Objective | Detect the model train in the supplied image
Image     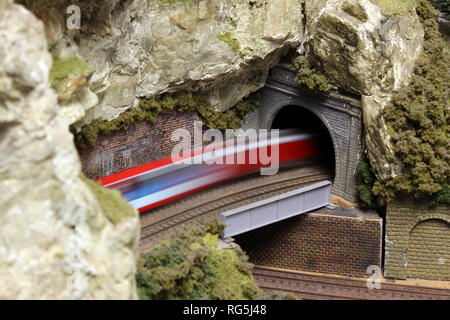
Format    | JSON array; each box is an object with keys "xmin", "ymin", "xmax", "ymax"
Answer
[{"xmin": 97, "ymin": 129, "xmax": 324, "ymax": 213}]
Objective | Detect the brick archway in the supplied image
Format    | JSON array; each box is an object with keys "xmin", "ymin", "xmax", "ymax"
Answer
[
  {"xmin": 241, "ymin": 63, "xmax": 362, "ymax": 203},
  {"xmin": 407, "ymin": 218, "xmax": 450, "ymax": 280},
  {"xmin": 384, "ymin": 200, "xmax": 450, "ymax": 280}
]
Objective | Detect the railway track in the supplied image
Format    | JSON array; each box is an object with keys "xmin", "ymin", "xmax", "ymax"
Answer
[
  {"xmin": 140, "ymin": 164, "xmax": 331, "ymax": 250},
  {"xmin": 253, "ymin": 266, "xmax": 450, "ymax": 300}
]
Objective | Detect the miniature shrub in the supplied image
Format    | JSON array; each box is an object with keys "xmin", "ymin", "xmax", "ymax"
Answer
[
  {"xmin": 373, "ymin": 0, "xmax": 450, "ymax": 203},
  {"xmin": 75, "ymin": 92, "xmax": 259, "ymax": 147},
  {"xmin": 136, "ymin": 219, "xmax": 296, "ymax": 300},
  {"xmin": 79, "ymin": 173, "xmax": 136, "ymax": 224},
  {"xmin": 356, "ymin": 151, "xmax": 378, "ymax": 208},
  {"xmin": 291, "ymin": 56, "xmax": 331, "ymax": 94},
  {"xmin": 431, "ymin": 184, "xmax": 450, "ymax": 206}
]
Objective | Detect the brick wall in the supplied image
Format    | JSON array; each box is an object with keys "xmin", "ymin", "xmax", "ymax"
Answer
[
  {"xmin": 77, "ymin": 110, "xmax": 198, "ymax": 180},
  {"xmin": 235, "ymin": 207, "xmax": 383, "ymax": 277},
  {"xmin": 384, "ymin": 199, "xmax": 450, "ymax": 280}
]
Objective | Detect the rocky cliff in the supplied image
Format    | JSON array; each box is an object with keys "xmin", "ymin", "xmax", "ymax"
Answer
[
  {"xmin": 18, "ymin": 0, "xmax": 304, "ymax": 130},
  {"xmin": 303, "ymin": 0, "xmax": 448, "ymax": 202},
  {"xmin": 304, "ymin": 0, "xmax": 424, "ymax": 183},
  {"xmin": 0, "ymin": 1, "xmax": 140, "ymax": 299}
]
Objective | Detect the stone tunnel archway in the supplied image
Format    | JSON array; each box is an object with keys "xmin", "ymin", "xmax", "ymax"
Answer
[
  {"xmin": 241, "ymin": 63, "xmax": 362, "ymax": 203},
  {"xmin": 270, "ymin": 104, "xmax": 336, "ymax": 180}
]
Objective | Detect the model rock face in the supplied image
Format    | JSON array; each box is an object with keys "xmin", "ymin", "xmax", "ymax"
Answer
[
  {"xmin": 0, "ymin": 1, "xmax": 140, "ymax": 299},
  {"xmin": 304, "ymin": 0, "xmax": 424, "ymax": 182},
  {"xmin": 18, "ymin": 0, "xmax": 304, "ymax": 128}
]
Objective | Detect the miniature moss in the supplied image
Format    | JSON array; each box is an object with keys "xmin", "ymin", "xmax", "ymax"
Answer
[
  {"xmin": 136, "ymin": 219, "xmax": 295, "ymax": 300},
  {"xmin": 373, "ymin": 0, "xmax": 450, "ymax": 203},
  {"xmin": 291, "ymin": 56, "xmax": 331, "ymax": 94},
  {"xmin": 80, "ymin": 173, "xmax": 136, "ymax": 224},
  {"xmin": 50, "ymin": 55, "xmax": 92, "ymax": 91},
  {"xmin": 371, "ymin": 0, "xmax": 416, "ymax": 16},
  {"xmin": 217, "ymin": 32, "xmax": 240, "ymax": 55},
  {"xmin": 75, "ymin": 91, "xmax": 259, "ymax": 147}
]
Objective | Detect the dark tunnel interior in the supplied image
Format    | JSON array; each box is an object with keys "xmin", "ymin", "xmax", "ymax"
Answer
[{"xmin": 271, "ymin": 105, "xmax": 336, "ymax": 177}]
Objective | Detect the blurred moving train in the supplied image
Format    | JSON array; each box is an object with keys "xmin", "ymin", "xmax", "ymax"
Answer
[{"xmin": 97, "ymin": 129, "xmax": 325, "ymax": 213}]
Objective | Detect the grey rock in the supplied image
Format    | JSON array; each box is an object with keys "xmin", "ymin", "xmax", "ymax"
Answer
[
  {"xmin": 20, "ymin": 0, "xmax": 304, "ymax": 126},
  {"xmin": 305, "ymin": 0, "xmax": 424, "ymax": 181},
  {"xmin": 0, "ymin": 2, "xmax": 140, "ymax": 299}
]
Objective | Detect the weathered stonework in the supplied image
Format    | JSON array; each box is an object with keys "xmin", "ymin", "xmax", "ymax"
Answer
[
  {"xmin": 236, "ymin": 206, "xmax": 383, "ymax": 278},
  {"xmin": 385, "ymin": 199, "xmax": 450, "ymax": 280},
  {"xmin": 242, "ymin": 63, "xmax": 362, "ymax": 203}
]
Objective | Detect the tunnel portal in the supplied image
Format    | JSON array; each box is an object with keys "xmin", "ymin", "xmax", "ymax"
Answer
[
  {"xmin": 241, "ymin": 63, "xmax": 362, "ymax": 203},
  {"xmin": 271, "ymin": 105, "xmax": 336, "ymax": 180}
]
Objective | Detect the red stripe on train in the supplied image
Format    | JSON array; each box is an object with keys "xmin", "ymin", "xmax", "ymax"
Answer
[
  {"xmin": 96, "ymin": 135, "xmax": 322, "ymax": 212},
  {"xmin": 136, "ymin": 138, "xmax": 322, "ymax": 212}
]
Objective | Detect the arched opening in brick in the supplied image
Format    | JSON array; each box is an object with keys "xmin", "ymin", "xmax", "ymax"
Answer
[
  {"xmin": 271, "ymin": 105, "xmax": 336, "ymax": 179},
  {"xmin": 407, "ymin": 219, "xmax": 450, "ymax": 281}
]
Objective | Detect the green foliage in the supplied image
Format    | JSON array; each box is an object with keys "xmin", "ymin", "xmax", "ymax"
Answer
[
  {"xmin": 217, "ymin": 32, "xmax": 240, "ymax": 54},
  {"xmin": 50, "ymin": 55, "xmax": 92, "ymax": 91},
  {"xmin": 136, "ymin": 219, "xmax": 295, "ymax": 300},
  {"xmin": 356, "ymin": 152, "xmax": 378, "ymax": 208},
  {"xmin": 79, "ymin": 173, "xmax": 136, "ymax": 224},
  {"xmin": 292, "ymin": 56, "xmax": 331, "ymax": 94},
  {"xmin": 431, "ymin": 184, "xmax": 450, "ymax": 206},
  {"xmin": 374, "ymin": 0, "xmax": 450, "ymax": 202},
  {"xmin": 429, "ymin": 0, "xmax": 450, "ymax": 13},
  {"xmin": 75, "ymin": 92, "xmax": 259, "ymax": 147}
]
